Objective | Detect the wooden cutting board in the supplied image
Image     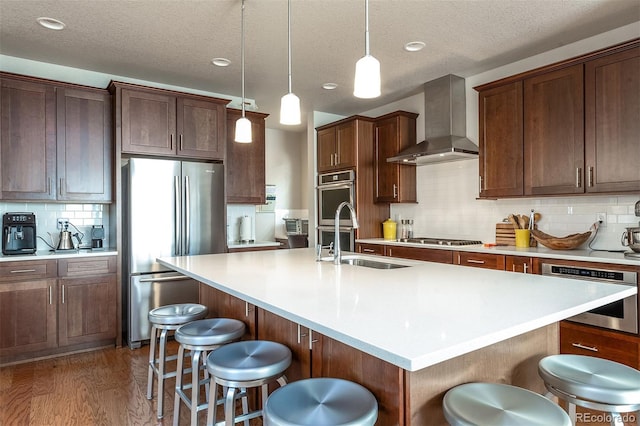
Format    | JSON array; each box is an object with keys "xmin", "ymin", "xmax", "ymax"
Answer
[{"xmin": 495, "ymin": 223, "xmax": 537, "ymax": 246}]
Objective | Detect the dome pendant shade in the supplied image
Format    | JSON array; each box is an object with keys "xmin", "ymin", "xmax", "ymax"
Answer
[
  {"xmin": 354, "ymin": 55, "xmax": 381, "ymax": 98},
  {"xmin": 234, "ymin": 117, "xmax": 252, "ymax": 143},
  {"xmin": 280, "ymin": 93, "xmax": 301, "ymax": 125}
]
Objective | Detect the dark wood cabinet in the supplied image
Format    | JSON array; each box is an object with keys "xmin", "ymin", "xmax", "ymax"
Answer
[
  {"xmin": 199, "ymin": 283, "xmax": 256, "ymax": 340},
  {"xmin": 355, "ymin": 242, "xmax": 385, "ymax": 256},
  {"xmin": 374, "ymin": 111, "xmax": 418, "ymax": 203},
  {"xmin": 112, "ymin": 82, "xmax": 228, "ymax": 160},
  {"xmin": 317, "ymin": 117, "xmax": 369, "ymax": 173},
  {"xmin": 505, "ymin": 255, "xmax": 533, "ymax": 274},
  {"xmin": 386, "ymin": 245, "xmax": 454, "ymax": 264},
  {"xmin": 478, "ymin": 82, "xmax": 523, "ymax": 198},
  {"xmin": 584, "ymin": 46, "xmax": 640, "ymax": 193},
  {"xmin": 0, "ymin": 76, "xmax": 56, "ymax": 200},
  {"xmin": 57, "ymin": 87, "xmax": 112, "ymax": 201},
  {"xmin": 524, "ymin": 64, "xmax": 585, "ymax": 196},
  {"xmin": 226, "ymin": 109, "xmax": 268, "ymax": 204}
]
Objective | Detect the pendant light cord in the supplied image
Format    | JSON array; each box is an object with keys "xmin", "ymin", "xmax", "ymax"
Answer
[
  {"xmin": 287, "ymin": 0, "xmax": 292, "ymax": 94},
  {"xmin": 241, "ymin": 0, "xmax": 246, "ymax": 118},
  {"xmin": 364, "ymin": 0, "xmax": 370, "ymax": 56}
]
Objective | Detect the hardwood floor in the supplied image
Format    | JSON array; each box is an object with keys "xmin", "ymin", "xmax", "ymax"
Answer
[
  {"xmin": 1, "ymin": 344, "xmax": 635, "ymax": 426},
  {"xmin": 0, "ymin": 343, "xmax": 213, "ymax": 426}
]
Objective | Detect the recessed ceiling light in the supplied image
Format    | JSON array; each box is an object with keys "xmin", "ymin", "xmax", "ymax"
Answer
[
  {"xmin": 404, "ymin": 41, "xmax": 425, "ymax": 52},
  {"xmin": 211, "ymin": 57, "xmax": 231, "ymax": 67},
  {"xmin": 322, "ymin": 83, "xmax": 338, "ymax": 90},
  {"xmin": 37, "ymin": 17, "xmax": 66, "ymax": 30}
]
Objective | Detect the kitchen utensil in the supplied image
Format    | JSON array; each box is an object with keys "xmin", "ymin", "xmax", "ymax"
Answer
[
  {"xmin": 57, "ymin": 225, "xmax": 76, "ymax": 250},
  {"xmin": 621, "ymin": 227, "xmax": 640, "ymax": 253},
  {"xmin": 515, "ymin": 229, "xmax": 531, "ymax": 248},
  {"xmin": 508, "ymin": 214, "xmax": 520, "ymax": 229}
]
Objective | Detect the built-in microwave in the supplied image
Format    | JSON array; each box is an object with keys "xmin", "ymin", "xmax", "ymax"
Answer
[{"xmin": 317, "ymin": 170, "xmax": 356, "ymax": 227}]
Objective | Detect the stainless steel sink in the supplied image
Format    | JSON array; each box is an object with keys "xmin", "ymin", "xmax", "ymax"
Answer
[{"xmin": 340, "ymin": 257, "xmax": 410, "ymax": 269}]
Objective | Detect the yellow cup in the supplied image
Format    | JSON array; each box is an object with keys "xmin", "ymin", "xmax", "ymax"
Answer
[{"xmin": 515, "ymin": 229, "xmax": 531, "ymax": 248}]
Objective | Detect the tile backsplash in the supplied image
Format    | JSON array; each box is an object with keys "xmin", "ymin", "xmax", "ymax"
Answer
[
  {"xmin": 390, "ymin": 160, "xmax": 640, "ymax": 251},
  {"xmin": 0, "ymin": 202, "xmax": 108, "ymax": 251}
]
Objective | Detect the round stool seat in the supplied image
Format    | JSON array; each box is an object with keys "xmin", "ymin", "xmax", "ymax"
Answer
[
  {"xmin": 263, "ymin": 378, "xmax": 378, "ymax": 426},
  {"xmin": 443, "ymin": 382, "xmax": 571, "ymax": 426},
  {"xmin": 207, "ymin": 340, "xmax": 292, "ymax": 382},
  {"xmin": 175, "ymin": 318, "xmax": 245, "ymax": 347},
  {"xmin": 148, "ymin": 303, "xmax": 207, "ymax": 325},
  {"xmin": 539, "ymin": 354, "xmax": 640, "ymax": 405}
]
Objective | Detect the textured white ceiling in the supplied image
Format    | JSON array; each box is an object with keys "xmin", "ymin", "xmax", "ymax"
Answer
[{"xmin": 1, "ymin": 0, "xmax": 639, "ymax": 130}]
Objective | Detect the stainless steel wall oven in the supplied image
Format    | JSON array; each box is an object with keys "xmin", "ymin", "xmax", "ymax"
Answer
[
  {"xmin": 317, "ymin": 170, "xmax": 355, "ymax": 227},
  {"xmin": 541, "ymin": 263, "xmax": 638, "ymax": 335}
]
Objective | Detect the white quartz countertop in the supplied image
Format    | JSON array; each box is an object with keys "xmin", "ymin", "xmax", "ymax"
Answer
[
  {"xmin": 357, "ymin": 238, "xmax": 640, "ymax": 266},
  {"xmin": 158, "ymin": 248, "xmax": 636, "ymax": 371},
  {"xmin": 0, "ymin": 248, "xmax": 118, "ymax": 262}
]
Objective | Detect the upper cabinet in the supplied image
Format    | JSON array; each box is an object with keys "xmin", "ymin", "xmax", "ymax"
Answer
[
  {"xmin": 374, "ymin": 111, "xmax": 418, "ymax": 203},
  {"xmin": 316, "ymin": 117, "xmax": 368, "ymax": 172},
  {"xmin": 110, "ymin": 82, "xmax": 228, "ymax": 160},
  {"xmin": 476, "ymin": 40, "xmax": 640, "ymax": 198},
  {"xmin": 0, "ymin": 74, "xmax": 112, "ymax": 202},
  {"xmin": 226, "ymin": 109, "xmax": 268, "ymax": 204}
]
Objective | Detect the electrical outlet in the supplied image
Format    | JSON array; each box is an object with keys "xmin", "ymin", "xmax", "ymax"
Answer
[
  {"xmin": 596, "ymin": 212, "xmax": 607, "ymax": 226},
  {"xmin": 57, "ymin": 218, "xmax": 69, "ymax": 230}
]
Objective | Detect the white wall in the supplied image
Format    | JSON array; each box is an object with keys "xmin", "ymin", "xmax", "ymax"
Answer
[{"xmin": 357, "ymin": 23, "xmax": 640, "ymax": 250}]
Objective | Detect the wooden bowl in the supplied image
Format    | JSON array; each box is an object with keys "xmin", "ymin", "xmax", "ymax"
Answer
[{"xmin": 531, "ymin": 229, "xmax": 594, "ymax": 250}]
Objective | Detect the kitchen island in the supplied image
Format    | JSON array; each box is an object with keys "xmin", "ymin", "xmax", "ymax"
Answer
[{"xmin": 158, "ymin": 248, "xmax": 636, "ymax": 425}]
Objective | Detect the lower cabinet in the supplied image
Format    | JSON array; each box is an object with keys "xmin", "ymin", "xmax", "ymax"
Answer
[
  {"xmin": 386, "ymin": 246, "xmax": 453, "ymax": 264},
  {"xmin": 0, "ymin": 256, "xmax": 117, "ymax": 365},
  {"xmin": 455, "ymin": 252, "xmax": 505, "ymax": 270},
  {"xmin": 199, "ymin": 283, "xmax": 257, "ymax": 340},
  {"xmin": 505, "ymin": 255, "xmax": 533, "ymax": 273}
]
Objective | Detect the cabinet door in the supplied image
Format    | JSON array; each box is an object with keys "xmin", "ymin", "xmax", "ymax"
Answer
[
  {"xmin": 505, "ymin": 256, "xmax": 532, "ymax": 273},
  {"xmin": 316, "ymin": 127, "xmax": 336, "ymax": 172},
  {"xmin": 585, "ymin": 46, "xmax": 640, "ymax": 193},
  {"xmin": 374, "ymin": 113, "xmax": 417, "ymax": 203},
  {"xmin": 257, "ymin": 309, "xmax": 311, "ymax": 382},
  {"xmin": 226, "ymin": 109, "xmax": 267, "ymax": 204},
  {"xmin": 478, "ymin": 82, "xmax": 523, "ymax": 198},
  {"xmin": 199, "ymin": 283, "xmax": 256, "ymax": 340},
  {"xmin": 455, "ymin": 252, "xmax": 506, "ymax": 270},
  {"xmin": 311, "ymin": 332, "xmax": 404, "ymax": 426},
  {"xmin": 0, "ymin": 279, "xmax": 57, "ymax": 359},
  {"xmin": 57, "ymin": 87, "xmax": 112, "ymax": 202},
  {"xmin": 524, "ymin": 65, "xmax": 584, "ymax": 195},
  {"xmin": 385, "ymin": 246, "xmax": 453, "ymax": 264},
  {"xmin": 177, "ymin": 97, "xmax": 226, "ymax": 160},
  {"xmin": 0, "ymin": 77, "xmax": 56, "ymax": 200},
  {"xmin": 335, "ymin": 121, "xmax": 356, "ymax": 169},
  {"xmin": 58, "ymin": 274, "xmax": 116, "ymax": 347},
  {"xmin": 120, "ymin": 88, "xmax": 176, "ymax": 155}
]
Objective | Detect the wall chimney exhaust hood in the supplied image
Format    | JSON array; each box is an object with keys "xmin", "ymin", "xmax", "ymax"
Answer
[{"xmin": 387, "ymin": 74, "xmax": 478, "ymax": 165}]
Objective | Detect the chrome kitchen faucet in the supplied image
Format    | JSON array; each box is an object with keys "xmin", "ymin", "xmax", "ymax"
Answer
[{"xmin": 334, "ymin": 201, "xmax": 359, "ymax": 265}]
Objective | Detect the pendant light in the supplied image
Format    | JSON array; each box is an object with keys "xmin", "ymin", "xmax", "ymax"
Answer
[
  {"xmin": 279, "ymin": 0, "xmax": 301, "ymax": 125},
  {"xmin": 235, "ymin": 0, "xmax": 252, "ymax": 143},
  {"xmin": 353, "ymin": 0, "xmax": 380, "ymax": 99}
]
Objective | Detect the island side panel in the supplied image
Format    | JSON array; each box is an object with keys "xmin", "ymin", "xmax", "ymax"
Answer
[{"xmin": 406, "ymin": 323, "xmax": 559, "ymax": 426}]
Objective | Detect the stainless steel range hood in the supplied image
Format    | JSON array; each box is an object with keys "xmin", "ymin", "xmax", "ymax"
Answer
[{"xmin": 387, "ymin": 74, "xmax": 478, "ymax": 165}]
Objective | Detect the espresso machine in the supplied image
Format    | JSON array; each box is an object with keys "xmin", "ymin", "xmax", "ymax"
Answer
[{"xmin": 2, "ymin": 212, "xmax": 37, "ymax": 255}]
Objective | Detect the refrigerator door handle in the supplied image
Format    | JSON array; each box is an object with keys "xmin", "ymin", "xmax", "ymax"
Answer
[
  {"xmin": 185, "ymin": 175, "xmax": 191, "ymax": 255},
  {"xmin": 139, "ymin": 275, "xmax": 193, "ymax": 283},
  {"xmin": 174, "ymin": 175, "xmax": 181, "ymax": 256}
]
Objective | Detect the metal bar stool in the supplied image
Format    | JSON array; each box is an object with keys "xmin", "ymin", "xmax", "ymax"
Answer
[
  {"xmin": 173, "ymin": 318, "xmax": 246, "ymax": 426},
  {"xmin": 263, "ymin": 377, "xmax": 378, "ymax": 426},
  {"xmin": 147, "ymin": 303, "xmax": 208, "ymax": 419},
  {"xmin": 443, "ymin": 382, "xmax": 572, "ymax": 426},
  {"xmin": 538, "ymin": 354, "xmax": 640, "ymax": 426},
  {"xmin": 205, "ymin": 340, "xmax": 292, "ymax": 426}
]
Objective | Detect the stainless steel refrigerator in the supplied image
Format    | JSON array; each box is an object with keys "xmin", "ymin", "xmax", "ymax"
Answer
[{"xmin": 122, "ymin": 158, "xmax": 225, "ymax": 349}]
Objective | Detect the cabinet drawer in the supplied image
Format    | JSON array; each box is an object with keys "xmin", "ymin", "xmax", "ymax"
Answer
[
  {"xmin": 58, "ymin": 256, "xmax": 116, "ymax": 277},
  {"xmin": 385, "ymin": 246, "xmax": 453, "ymax": 264},
  {"xmin": 355, "ymin": 243, "xmax": 384, "ymax": 256},
  {"xmin": 0, "ymin": 260, "xmax": 57, "ymax": 282},
  {"xmin": 455, "ymin": 252, "xmax": 505, "ymax": 270},
  {"xmin": 560, "ymin": 321, "xmax": 639, "ymax": 369}
]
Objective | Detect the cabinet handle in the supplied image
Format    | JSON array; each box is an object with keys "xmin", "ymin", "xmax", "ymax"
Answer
[
  {"xmin": 576, "ymin": 167, "xmax": 582, "ymax": 188},
  {"xmin": 10, "ymin": 269, "xmax": 37, "ymax": 273},
  {"xmin": 61, "ymin": 284, "xmax": 65, "ymax": 304},
  {"xmin": 48, "ymin": 177, "xmax": 53, "ymax": 196},
  {"xmin": 466, "ymin": 259, "xmax": 485, "ymax": 264},
  {"xmin": 388, "ymin": 248, "xmax": 392, "ymax": 257},
  {"xmin": 244, "ymin": 301, "xmax": 254, "ymax": 317},
  {"xmin": 457, "ymin": 254, "xmax": 461, "ymax": 265},
  {"xmin": 524, "ymin": 264, "xmax": 528, "ymax": 274},
  {"xmin": 309, "ymin": 330, "xmax": 319, "ymax": 350},
  {"xmin": 335, "ymin": 152, "xmax": 339, "ymax": 165},
  {"xmin": 363, "ymin": 248, "xmax": 375, "ymax": 253},
  {"xmin": 571, "ymin": 342, "xmax": 598, "ymax": 352},
  {"xmin": 170, "ymin": 134, "xmax": 174, "ymax": 150},
  {"xmin": 512, "ymin": 265, "xmax": 516, "ymax": 272},
  {"xmin": 179, "ymin": 134, "xmax": 183, "ymax": 151},
  {"xmin": 49, "ymin": 285, "xmax": 52, "ymax": 305},
  {"xmin": 59, "ymin": 178, "xmax": 64, "ymax": 196},
  {"xmin": 588, "ymin": 166, "xmax": 594, "ymax": 187},
  {"xmin": 479, "ymin": 176, "xmax": 483, "ymax": 193},
  {"xmin": 393, "ymin": 184, "xmax": 398, "ymax": 199},
  {"xmin": 297, "ymin": 324, "xmax": 308, "ymax": 344}
]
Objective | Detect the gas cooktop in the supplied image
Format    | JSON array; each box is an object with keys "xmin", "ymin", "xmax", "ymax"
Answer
[{"xmin": 397, "ymin": 237, "xmax": 482, "ymax": 246}]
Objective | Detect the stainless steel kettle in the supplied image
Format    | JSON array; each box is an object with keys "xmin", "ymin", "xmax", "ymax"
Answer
[{"xmin": 57, "ymin": 229, "xmax": 76, "ymax": 250}]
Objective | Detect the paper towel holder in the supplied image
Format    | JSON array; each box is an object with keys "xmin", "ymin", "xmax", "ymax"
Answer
[{"xmin": 240, "ymin": 215, "xmax": 253, "ymax": 243}]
